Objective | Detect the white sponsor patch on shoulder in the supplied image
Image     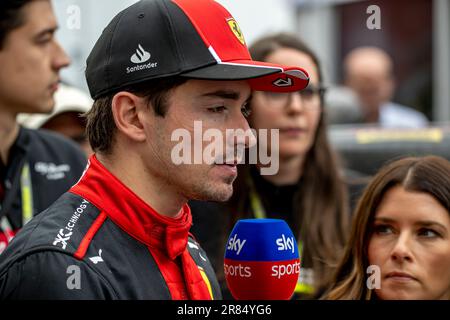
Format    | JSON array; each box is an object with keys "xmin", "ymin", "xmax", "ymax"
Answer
[{"xmin": 52, "ymin": 199, "xmax": 89, "ymax": 250}]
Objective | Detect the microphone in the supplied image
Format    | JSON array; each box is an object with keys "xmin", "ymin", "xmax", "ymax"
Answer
[{"xmin": 224, "ymin": 219, "xmax": 300, "ymax": 300}]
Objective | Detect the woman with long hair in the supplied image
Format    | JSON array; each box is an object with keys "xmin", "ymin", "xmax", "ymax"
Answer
[
  {"xmin": 323, "ymin": 156, "xmax": 450, "ymax": 300},
  {"xmin": 191, "ymin": 33, "xmax": 352, "ymax": 299},
  {"xmin": 224, "ymin": 33, "xmax": 350, "ymax": 298}
]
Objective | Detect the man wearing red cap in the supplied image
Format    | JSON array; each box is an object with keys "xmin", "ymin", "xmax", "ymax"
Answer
[{"xmin": 0, "ymin": 0, "xmax": 309, "ymax": 299}]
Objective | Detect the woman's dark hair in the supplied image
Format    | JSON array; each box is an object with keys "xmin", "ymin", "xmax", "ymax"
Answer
[
  {"xmin": 224, "ymin": 33, "xmax": 350, "ymax": 294},
  {"xmin": 323, "ymin": 156, "xmax": 450, "ymax": 300}
]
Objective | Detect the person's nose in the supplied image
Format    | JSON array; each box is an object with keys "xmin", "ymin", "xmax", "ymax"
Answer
[
  {"xmin": 390, "ymin": 232, "xmax": 414, "ymax": 263},
  {"xmin": 285, "ymin": 92, "xmax": 305, "ymax": 114},
  {"xmin": 52, "ymin": 41, "xmax": 71, "ymax": 71},
  {"xmin": 229, "ymin": 110, "xmax": 257, "ymax": 150}
]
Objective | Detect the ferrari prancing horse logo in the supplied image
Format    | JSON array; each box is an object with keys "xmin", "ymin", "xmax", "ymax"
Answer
[{"xmin": 227, "ymin": 18, "xmax": 245, "ymax": 45}]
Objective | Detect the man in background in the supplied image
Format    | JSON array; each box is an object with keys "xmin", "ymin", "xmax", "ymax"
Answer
[
  {"xmin": 0, "ymin": 0, "xmax": 87, "ymax": 254},
  {"xmin": 19, "ymin": 83, "xmax": 93, "ymax": 156},
  {"xmin": 344, "ymin": 46, "xmax": 428, "ymax": 128}
]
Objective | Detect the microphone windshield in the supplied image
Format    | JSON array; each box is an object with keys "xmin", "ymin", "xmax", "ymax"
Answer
[{"xmin": 224, "ymin": 219, "xmax": 300, "ymax": 300}]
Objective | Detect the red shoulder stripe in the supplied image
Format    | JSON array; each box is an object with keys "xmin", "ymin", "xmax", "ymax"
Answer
[{"xmin": 74, "ymin": 211, "xmax": 107, "ymax": 260}]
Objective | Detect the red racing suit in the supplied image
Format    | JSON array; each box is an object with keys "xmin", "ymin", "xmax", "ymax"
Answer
[{"xmin": 0, "ymin": 155, "xmax": 221, "ymax": 300}]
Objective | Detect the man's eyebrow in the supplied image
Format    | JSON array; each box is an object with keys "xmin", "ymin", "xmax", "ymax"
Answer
[
  {"xmin": 201, "ymin": 90, "xmax": 250, "ymax": 101},
  {"xmin": 33, "ymin": 25, "xmax": 58, "ymax": 40}
]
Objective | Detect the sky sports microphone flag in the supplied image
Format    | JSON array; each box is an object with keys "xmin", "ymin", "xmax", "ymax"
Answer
[{"xmin": 224, "ymin": 219, "xmax": 300, "ymax": 300}]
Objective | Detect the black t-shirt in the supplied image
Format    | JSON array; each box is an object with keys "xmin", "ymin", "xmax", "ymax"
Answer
[
  {"xmin": 0, "ymin": 127, "xmax": 87, "ymax": 252},
  {"xmin": 249, "ymin": 166, "xmax": 298, "ymax": 227}
]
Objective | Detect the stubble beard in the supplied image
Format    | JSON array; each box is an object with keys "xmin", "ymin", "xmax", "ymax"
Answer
[{"xmin": 187, "ymin": 174, "xmax": 236, "ymax": 202}]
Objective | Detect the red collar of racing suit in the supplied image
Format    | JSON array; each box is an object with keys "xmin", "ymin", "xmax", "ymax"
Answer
[{"xmin": 70, "ymin": 155, "xmax": 192, "ymax": 260}]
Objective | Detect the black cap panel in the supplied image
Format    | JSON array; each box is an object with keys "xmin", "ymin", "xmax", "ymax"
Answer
[
  {"xmin": 85, "ymin": 11, "xmax": 124, "ymax": 99},
  {"xmin": 164, "ymin": 0, "xmax": 216, "ymax": 71},
  {"xmin": 86, "ymin": 0, "xmax": 216, "ymax": 99}
]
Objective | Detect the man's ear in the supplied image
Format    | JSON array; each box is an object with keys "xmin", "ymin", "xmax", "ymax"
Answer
[{"xmin": 111, "ymin": 92, "xmax": 147, "ymax": 142}]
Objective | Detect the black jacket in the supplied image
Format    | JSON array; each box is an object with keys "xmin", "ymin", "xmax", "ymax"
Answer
[
  {"xmin": 0, "ymin": 127, "xmax": 87, "ymax": 252},
  {"xmin": 0, "ymin": 155, "xmax": 221, "ymax": 300}
]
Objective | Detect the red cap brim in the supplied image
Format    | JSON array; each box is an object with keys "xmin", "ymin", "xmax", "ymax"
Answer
[{"xmin": 180, "ymin": 59, "xmax": 309, "ymax": 92}]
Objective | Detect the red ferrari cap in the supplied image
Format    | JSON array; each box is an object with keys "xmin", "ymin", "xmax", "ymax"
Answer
[{"xmin": 86, "ymin": 0, "xmax": 309, "ymax": 99}]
